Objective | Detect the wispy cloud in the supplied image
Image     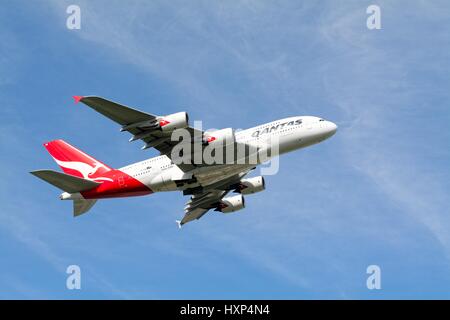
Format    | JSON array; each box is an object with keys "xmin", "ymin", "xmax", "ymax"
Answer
[{"xmin": 319, "ymin": 1, "xmax": 450, "ymax": 255}]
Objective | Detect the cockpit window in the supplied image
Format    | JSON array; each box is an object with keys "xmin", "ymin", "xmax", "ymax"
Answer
[{"xmin": 319, "ymin": 119, "xmax": 325, "ymax": 121}]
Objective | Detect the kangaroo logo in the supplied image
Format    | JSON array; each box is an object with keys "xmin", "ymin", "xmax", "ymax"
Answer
[{"xmin": 53, "ymin": 158, "xmax": 113, "ymax": 182}]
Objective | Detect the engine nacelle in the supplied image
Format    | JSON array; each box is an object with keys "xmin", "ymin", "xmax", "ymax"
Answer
[
  {"xmin": 236, "ymin": 176, "xmax": 265, "ymax": 195},
  {"xmin": 215, "ymin": 194, "xmax": 245, "ymax": 213},
  {"xmin": 203, "ymin": 128, "xmax": 235, "ymax": 146},
  {"xmin": 159, "ymin": 112, "xmax": 189, "ymax": 132}
]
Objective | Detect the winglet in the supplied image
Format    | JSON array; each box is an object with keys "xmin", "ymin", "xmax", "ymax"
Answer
[
  {"xmin": 175, "ymin": 220, "xmax": 183, "ymax": 229},
  {"xmin": 73, "ymin": 96, "xmax": 84, "ymax": 104}
]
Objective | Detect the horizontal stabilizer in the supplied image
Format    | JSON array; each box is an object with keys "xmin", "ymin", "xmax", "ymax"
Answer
[
  {"xmin": 73, "ymin": 199, "xmax": 97, "ymax": 216},
  {"xmin": 30, "ymin": 170, "xmax": 100, "ymax": 193}
]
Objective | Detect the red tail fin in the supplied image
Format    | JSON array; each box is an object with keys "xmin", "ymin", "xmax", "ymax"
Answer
[{"xmin": 43, "ymin": 140, "xmax": 112, "ymax": 179}]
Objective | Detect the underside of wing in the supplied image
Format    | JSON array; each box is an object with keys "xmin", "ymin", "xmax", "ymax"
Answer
[
  {"xmin": 79, "ymin": 96, "xmax": 260, "ymax": 175},
  {"xmin": 180, "ymin": 190, "xmax": 228, "ymax": 225},
  {"xmin": 179, "ymin": 171, "xmax": 252, "ymax": 226},
  {"xmin": 78, "ymin": 96, "xmax": 204, "ymax": 170},
  {"xmin": 79, "ymin": 96, "xmax": 172, "ymax": 149},
  {"xmin": 79, "ymin": 96, "xmax": 157, "ymax": 125}
]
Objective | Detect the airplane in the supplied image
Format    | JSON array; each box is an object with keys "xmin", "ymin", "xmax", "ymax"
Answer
[{"xmin": 31, "ymin": 96, "xmax": 337, "ymax": 227}]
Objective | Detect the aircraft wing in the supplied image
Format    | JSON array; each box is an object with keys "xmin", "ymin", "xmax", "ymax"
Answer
[
  {"xmin": 179, "ymin": 171, "xmax": 251, "ymax": 226},
  {"xmin": 180, "ymin": 190, "xmax": 228, "ymax": 225},
  {"xmin": 76, "ymin": 96, "xmax": 158, "ymax": 125},
  {"xmin": 78, "ymin": 96, "xmax": 203, "ymax": 170},
  {"xmin": 78, "ymin": 96, "xmax": 254, "ymax": 171}
]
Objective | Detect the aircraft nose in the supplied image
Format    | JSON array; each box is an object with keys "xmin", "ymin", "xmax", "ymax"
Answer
[
  {"xmin": 329, "ymin": 121, "xmax": 338, "ymax": 134},
  {"xmin": 323, "ymin": 121, "xmax": 337, "ymax": 138}
]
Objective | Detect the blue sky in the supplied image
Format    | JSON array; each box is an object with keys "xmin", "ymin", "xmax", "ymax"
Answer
[{"xmin": 0, "ymin": 0, "xmax": 449, "ymax": 299}]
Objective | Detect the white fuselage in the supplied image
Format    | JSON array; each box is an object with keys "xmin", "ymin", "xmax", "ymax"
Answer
[{"xmin": 119, "ymin": 116, "xmax": 337, "ymax": 192}]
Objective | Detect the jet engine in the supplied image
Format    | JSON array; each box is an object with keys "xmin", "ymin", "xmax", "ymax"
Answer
[
  {"xmin": 235, "ymin": 176, "xmax": 265, "ymax": 195},
  {"xmin": 214, "ymin": 194, "xmax": 245, "ymax": 213},
  {"xmin": 203, "ymin": 128, "xmax": 235, "ymax": 146},
  {"xmin": 159, "ymin": 112, "xmax": 189, "ymax": 132}
]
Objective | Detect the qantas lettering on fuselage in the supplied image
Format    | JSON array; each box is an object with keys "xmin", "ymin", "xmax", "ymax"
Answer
[{"xmin": 251, "ymin": 119, "xmax": 302, "ymax": 138}]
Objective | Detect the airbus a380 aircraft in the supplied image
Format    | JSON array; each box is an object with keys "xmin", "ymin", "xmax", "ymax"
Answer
[{"xmin": 31, "ymin": 96, "xmax": 337, "ymax": 227}]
